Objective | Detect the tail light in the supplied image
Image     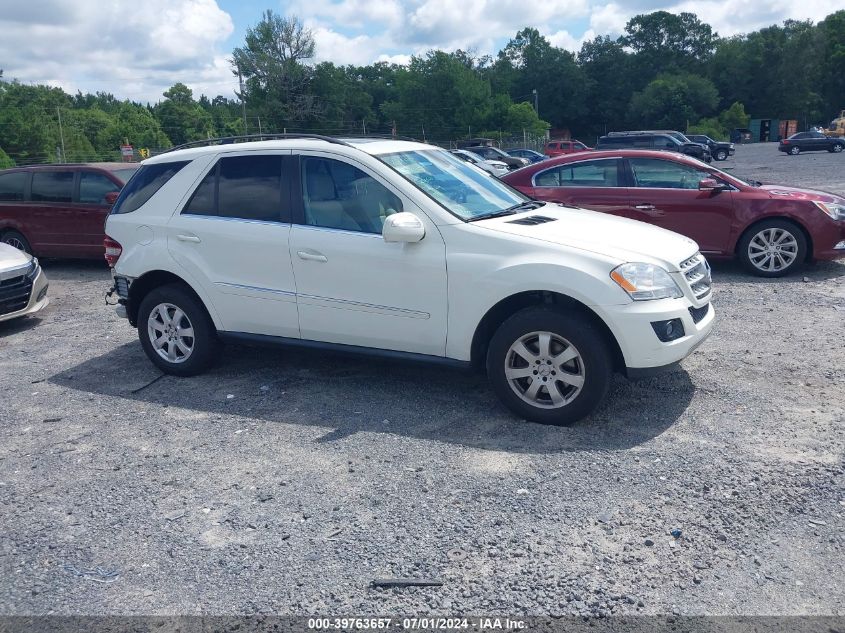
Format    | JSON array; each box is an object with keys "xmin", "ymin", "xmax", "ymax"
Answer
[
  {"xmin": 782, "ymin": 140, "xmax": 790, "ymax": 144},
  {"xmin": 104, "ymin": 236, "xmax": 122, "ymax": 267}
]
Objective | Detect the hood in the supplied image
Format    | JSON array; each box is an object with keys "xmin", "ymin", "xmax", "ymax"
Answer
[
  {"xmin": 0, "ymin": 242, "xmax": 33, "ymax": 271},
  {"xmin": 475, "ymin": 204, "xmax": 699, "ymax": 270},
  {"xmin": 759, "ymin": 184, "xmax": 844, "ymax": 204}
]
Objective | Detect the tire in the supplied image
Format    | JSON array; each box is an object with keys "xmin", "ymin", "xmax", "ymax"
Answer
[
  {"xmin": 832, "ymin": 143, "xmax": 844, "ymax": 153},
  {"xmin": 789, "ymin": 146, "xmax": 800, "ymax": 155},
  {"xmin": 715, "ymin": 149, "xmax": 728, "ymax": 161},
  {"xmin": 486, "ymin": 307, "xmax": 612, "ymax": 425},
  {"xmin": 137, "ymin": 283, "xmax": 219, "ymax": 376},
  {"xmin": 738, "ymin": 219, "xmax": 807, "ymax": 277},
  {"xmin": 1, "ymin": 230, "xmax": 32, "ymax": 254}
]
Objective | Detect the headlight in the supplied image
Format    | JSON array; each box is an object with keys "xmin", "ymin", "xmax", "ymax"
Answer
[
  {"xmin": 27, "ymin": 258, "xmax": 39, "ymax": 278},
  {"xmin": 610, "ymin": 263, "xmax": 683, "ymax": 301},
  {"xmin": 814, "ymin": 201, "xmax": 845, "ymax": 220}
]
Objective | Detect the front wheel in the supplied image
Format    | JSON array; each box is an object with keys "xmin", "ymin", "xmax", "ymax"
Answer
[
  {"xmin": 715, "ymin": 149, "xmax": 728, "ymax": 161},
  {"xmin": 738, "ymin": 220, "xmax": 807, "ymax": 277},
  {"xmin": 831, "ymin": 143, "xmax": 844, "ymax": 153},
  {"xmin": 789, "ymin": 146, "xmax": 801, "ymax": 155},
  {"xmin": 137, "ymin": 283, "xmax": 219, "ymax": 376},
  {"xmin": 486, "ymin": 307, "xmax": 612, "ymax": 425},
  {"xmin": 1, "ymin": 230, "xmax": 31, "ymax": 254}
]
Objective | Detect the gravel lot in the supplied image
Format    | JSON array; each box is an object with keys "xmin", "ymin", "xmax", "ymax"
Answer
[{"xmin": 1, "ymin": 143, "xmax": 844, "ymax": 618}]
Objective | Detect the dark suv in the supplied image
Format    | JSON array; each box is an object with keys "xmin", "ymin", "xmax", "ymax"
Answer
[
  {"xmin": 596, "ymin": 132, "xmax": 712, "ymax": 162},
  {"xmin": 778, "ymin": 132, "xmax": 845, "ymax": 155},
  {"xmin": 687, "ymin": 134, "xmax": 735, "ymax": 161},
  {"xmin": 0, "ymin": 163, "xmax": 139, "ymax": 258}
]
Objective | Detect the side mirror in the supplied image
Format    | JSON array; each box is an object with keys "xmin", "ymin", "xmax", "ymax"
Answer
[
  {"xmin": 698, "ymin": 178, "xmax": 721, "ymax": 191},
  {"xmin": 383, "ymin": 212, "xmax": 425, "ymax": 243},
  {"xmin": 105, "ymin": 191, "xmax": 120, "ymax": 205}
]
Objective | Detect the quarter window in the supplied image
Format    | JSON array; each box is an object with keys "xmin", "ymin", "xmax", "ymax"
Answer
[
  {"xmin": 112, "ymin": 161, "xmax": 189, "ymax": 214},
  {"xmin": 629, "ymin": 158, "xmax": 713, "ymax": 189},
  {"xmin": 31, "ymin": 171, "xmax": 74, "ymax": 203},
  {"xmin": 535, "ymin": 160, "xmax": 620, "ymax": 187},
  {"xmin": 301, "ymin": 157, "xmax": 402, "ymax": 233},
  {"xmin": 182, "ymin": 155, "xmax": 285, "ymax": 222},
  {"xmin": 79, "ymin": 172, "xmax": 120, "ymax": 204},
  {"xmin": 0, "ymin": 172, "xmax": 26, "ymax": 201}
]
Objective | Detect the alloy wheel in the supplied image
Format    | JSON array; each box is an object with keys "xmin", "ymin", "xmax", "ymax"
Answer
[
  {"xmin": 747, "ymin": 227, "xmax": 799, "ymax": 273},
  {"xmin": 147, "ymin": 302, "xmax": 195, "ymax": 364},
  {"xmin": 504, "ymin": 331, "xmax": 585, "ymax": 409},
  {"xmin": 3, "ymin": 236, "xmax": 26, "ymax": 252}
]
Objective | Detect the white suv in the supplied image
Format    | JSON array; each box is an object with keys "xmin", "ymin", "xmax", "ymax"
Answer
[{"xmin": 105, "ymin": 135, "xmax": 714, "ymax": 425}]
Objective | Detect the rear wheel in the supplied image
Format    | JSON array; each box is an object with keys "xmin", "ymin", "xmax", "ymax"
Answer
[
  {"xmin": 486, "ymin": 307, "xmax": 612, "ymax": 425},
  {"xmin": 137, "ymin": 284, "xmax": 219, "ymax": 376},
  {"xmin": 831, "ymin": 143, "xmax": 844, "ymax": 153},
  {"xmin": 738, "ymin": 219, "xmax": 806, "ymax": 277},
  {"xmin": 789, "ymin": 146, "xmax": 801, "ymax": 155},
  {"xmin": 715, "ymin": 149, "xmax": 728, "ymax": 161},
  {"xmin": 1, "ymin": 230, "xmax": 31, "ymax": 254}
]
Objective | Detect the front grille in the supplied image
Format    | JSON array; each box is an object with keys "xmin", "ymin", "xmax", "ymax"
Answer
[
  {"xmin": 0, "ymin": 273, "xmax": 33, "ymax": 316},
  {"xmin": 689, "ymin": 303, "xmax": 710, "ymax": 324},
  {"xmin": 679, "ymin": 252, "xmax": 712, "ymax": 300}
]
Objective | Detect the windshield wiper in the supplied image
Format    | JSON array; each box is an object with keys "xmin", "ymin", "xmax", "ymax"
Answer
[{"xmin": 468, "ymin": 200, "xmax": 545, "ymax": 222}]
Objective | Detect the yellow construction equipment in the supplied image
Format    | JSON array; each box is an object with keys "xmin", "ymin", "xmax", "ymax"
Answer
[{"xmin": 823, "ymin": 110, "xmax": 845, "ymax": 137}]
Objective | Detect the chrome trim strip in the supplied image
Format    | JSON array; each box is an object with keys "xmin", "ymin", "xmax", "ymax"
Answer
[
  {"xmin": 215, "ymin": 281, "xmax": 296, "ymax": 298},
  {"xmin": 0, "ymin": 262, "xmax": 33, "ymax": 282},
  {"xmin": 297, "ymin": 293, "xmax": 430, "ymax": 319}
]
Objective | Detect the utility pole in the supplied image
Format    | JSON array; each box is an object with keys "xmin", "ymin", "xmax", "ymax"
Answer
[
  {"xmin": 362, "ymin": 119, "xmax": 366, "ymax": 135},
  {"xmin": 257, "ymin": 116, "xmax": 262, "ymax": 135},
  {"xmin": 56, "ymin": 107, "xmax": 66, "ymax": 163},
  {"xmin": 532, "ymin": 89, "xmax": 538, "ymax": 116},
  {"xmin": 237, "ymin": 66, "xmax": 248, "ymax": 134}
]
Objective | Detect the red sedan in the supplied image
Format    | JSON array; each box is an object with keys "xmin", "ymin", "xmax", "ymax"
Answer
[{"xmin": 501, "ymin": 150, "xmax": 845, "ymax": 276}]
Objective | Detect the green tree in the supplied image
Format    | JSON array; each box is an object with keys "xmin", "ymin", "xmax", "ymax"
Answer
[
  {"xmin": 231, "ymin": 11, "xmax": 318, "ymax": 129},
  {"xmin": 629, "ymin": 73, "xmax": 720, "ymax": 130},
  {"xmin": 623, "ymin": 12, "xmax": 717, "ymax": 78},
  {"xmin": 154, "ymin": 83, "xmax": 213, "ymax": 145}
]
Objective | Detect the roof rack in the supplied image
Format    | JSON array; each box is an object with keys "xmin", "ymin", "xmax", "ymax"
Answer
[
  {"xmin": 163, "ymin": 133, "xmax": 355, "ymax": 154},
  {"xmin": 163, "ymin": 132, "xmax": 425, "ymax": 154}
]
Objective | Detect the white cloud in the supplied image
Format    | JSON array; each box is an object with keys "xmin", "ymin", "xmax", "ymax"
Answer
[{"xmin": 0, "ymin": 0, "xmax": 235, "ymax": 102}]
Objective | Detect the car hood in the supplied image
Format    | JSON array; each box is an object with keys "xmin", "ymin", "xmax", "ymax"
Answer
[
  {"xmin": 759, "ymin": 185, "xmax": 844, "ymax": 204},
  {"xmin": 475, "ymin": 204, "xmax": 699, "ymax": 270},
  {"xmin": 0, "ymin": 242, "xmax": 33, "ymax": 271}
]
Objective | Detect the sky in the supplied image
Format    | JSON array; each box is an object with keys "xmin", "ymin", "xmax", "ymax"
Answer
[{"xmin": 1, "ymin": 0, "xmax": 843, "ymax": 104}]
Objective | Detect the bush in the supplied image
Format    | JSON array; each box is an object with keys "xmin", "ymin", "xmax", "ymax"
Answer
[{"xmin": 0, "ymin": 146, "xmax": 14, "ymax": 169}]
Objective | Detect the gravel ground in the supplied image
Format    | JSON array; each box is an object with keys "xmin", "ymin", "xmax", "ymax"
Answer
[{"xmin": 1, "ymin": 145, "xmax": 844, "ymax": 617}]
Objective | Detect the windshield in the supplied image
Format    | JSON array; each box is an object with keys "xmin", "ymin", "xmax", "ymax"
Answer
[{"xmin": 380, "ymin": 149, "xmax": 527, "ymax": 220}]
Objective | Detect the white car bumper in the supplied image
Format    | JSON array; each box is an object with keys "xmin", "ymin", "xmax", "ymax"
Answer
[
  {"xmin": 599, "ymin": 297, "xmax": 715, "ymax": 377},
  {"xmin": 0, "ymin": 264, "xmax": 49, "ymax": 324}
]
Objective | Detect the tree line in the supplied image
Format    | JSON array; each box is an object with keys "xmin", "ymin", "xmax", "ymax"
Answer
[{"xmin": 1, "ymin": 8, "xmax": 843, "ymax": 167}]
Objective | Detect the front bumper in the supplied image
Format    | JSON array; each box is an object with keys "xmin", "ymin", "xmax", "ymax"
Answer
[
  {"xmin": 600, "ymin": 297, "xmax": 715, "ymax": 377},
  {"xmin": 0, "ymin": 264, "xmax": 49, "ymax": 324}
]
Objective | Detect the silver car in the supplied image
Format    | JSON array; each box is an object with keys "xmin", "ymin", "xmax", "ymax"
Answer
[{"xmin": 0, "ymin": 242, "xmax": 49, "ymax": 323}]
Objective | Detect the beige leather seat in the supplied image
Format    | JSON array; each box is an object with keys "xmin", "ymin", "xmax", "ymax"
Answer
[{"xmin": 303, "ymin": 166, "xmax": 361, "ymax": 231}]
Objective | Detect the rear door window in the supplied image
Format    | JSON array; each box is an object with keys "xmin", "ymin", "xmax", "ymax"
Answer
[
  {"xmin": 111, "ymin": 161, "xmax": 189, "ymax": 214},
  {"xmin": 535, "ymin": 160, "xmax": 620, "ymax": 187},
  {"xmin": 0, "ymin": 172, "xmax": 27, "ymax": 201},
  {"xmin": 31, "ymin": 171, "xmax": 74, "ymax": 203},
  {"xmin": 79, "ymin": 171, "xmax": 120, "ymax": 204},
  {"xmin": 183, "ymin": 155, "xmax": 287, "ymax": 223}
]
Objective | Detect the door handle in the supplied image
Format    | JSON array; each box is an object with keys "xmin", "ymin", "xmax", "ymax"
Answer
[
  {"xmin": 177, "ymin": 234, "xmax": 201, "ymax": 243},
  {"xmin": 297, "ymin": 250, "xmax": 328, "ymax": 263},
  {"xmin": 634, "ymin": 204, "xmax": 656, "ymax": 211}
]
